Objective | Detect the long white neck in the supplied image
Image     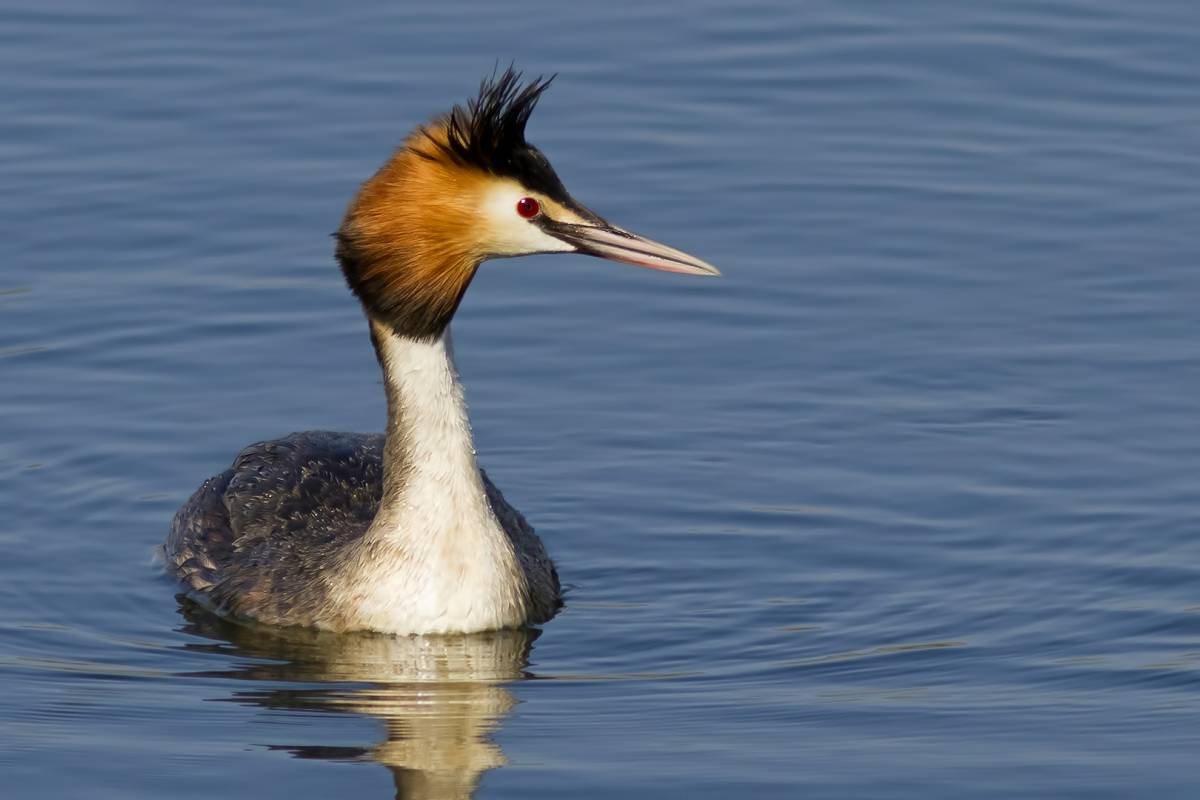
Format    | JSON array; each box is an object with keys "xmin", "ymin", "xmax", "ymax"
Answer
[
  {"xmin": 338, "ymin": 321, "xmax": 529, "ymax": 634},
  {"xmin": 375, "ymin": 322, "xmax": 486, "ymax": 518}
]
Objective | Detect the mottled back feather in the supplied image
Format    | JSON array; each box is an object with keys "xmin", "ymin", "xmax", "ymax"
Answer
[{"xmin": 165, "ymin": 431, "xmax": 558, "ymax": 628}]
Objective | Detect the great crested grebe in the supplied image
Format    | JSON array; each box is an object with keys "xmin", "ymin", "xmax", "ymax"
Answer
[{"xmin": 165, "ymin": 70, "xmax": 719, "ymax": 635}]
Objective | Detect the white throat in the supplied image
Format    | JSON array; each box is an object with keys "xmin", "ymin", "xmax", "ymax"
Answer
[
  {"xmin": 377, "ymin": 326, "xmax": 486, "ymax": 519},
  {"xmin": 338, "ymin": 324, "xmax": 530, "ymax": 634}
]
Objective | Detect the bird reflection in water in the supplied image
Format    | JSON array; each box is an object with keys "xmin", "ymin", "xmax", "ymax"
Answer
[{"xmin": 174, "ymin": 598, "xmax": 537, "ymax": 800}]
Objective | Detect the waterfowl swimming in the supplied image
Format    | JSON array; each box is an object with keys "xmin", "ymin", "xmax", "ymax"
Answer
[{"xmin": 165, "ymin": 69, "xmax": 719, "ymax": 635}]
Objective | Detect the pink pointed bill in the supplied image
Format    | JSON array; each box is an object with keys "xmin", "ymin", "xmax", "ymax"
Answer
[{"xmin": 547, "ymin": 221, "xmax": 721, "ymax": 277}]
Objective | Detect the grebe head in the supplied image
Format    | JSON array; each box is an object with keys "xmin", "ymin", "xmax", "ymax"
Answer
[{"xmin": 337, "ymin": 68, "xmax": 720, "ymax": 340}]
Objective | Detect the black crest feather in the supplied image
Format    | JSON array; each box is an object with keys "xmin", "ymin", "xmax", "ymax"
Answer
[{"xmin": 429, "ymin": 67, "xmax": 556, "ymax": 175}]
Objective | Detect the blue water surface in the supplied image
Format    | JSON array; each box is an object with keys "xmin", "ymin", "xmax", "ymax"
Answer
[{"xmin": 2, "ymin": 1, "xmax": 1199, "ymax": 797}]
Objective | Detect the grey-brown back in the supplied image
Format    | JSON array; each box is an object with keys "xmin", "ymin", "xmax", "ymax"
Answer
[{"xmin": 165, "ymin": 431, "xmax": 559, "ymax": 628}]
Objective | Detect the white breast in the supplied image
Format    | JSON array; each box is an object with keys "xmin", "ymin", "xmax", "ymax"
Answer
[{"xmin": 332, "ymin": 328, "xmax": 531, "ymax": 634}]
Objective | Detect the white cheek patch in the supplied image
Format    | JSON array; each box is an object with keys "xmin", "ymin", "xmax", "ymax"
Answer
[{"xmin": 480, "ymin": 184, "xmax": 576, "ymax": 257}]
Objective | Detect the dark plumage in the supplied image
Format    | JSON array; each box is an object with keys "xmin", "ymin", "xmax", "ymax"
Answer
[
  {"xmin": 432, "ymin": 71, "xmax": 547, "ymax": 172},
  {"xmin": 166, "ymin": 433, "xmax": 379, "ymax": 626},
  {"xmin": 424, "ymin": 68, "xmax": 579, "ymax": 207},
  {"xmin": 165, "ymin": 432, "xmax": 557, "ymax": 628}
]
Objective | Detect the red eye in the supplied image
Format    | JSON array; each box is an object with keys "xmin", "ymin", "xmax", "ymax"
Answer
[{"xmin": 516, "ymin": 197, "xmax": 541, "ymax": 219}]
